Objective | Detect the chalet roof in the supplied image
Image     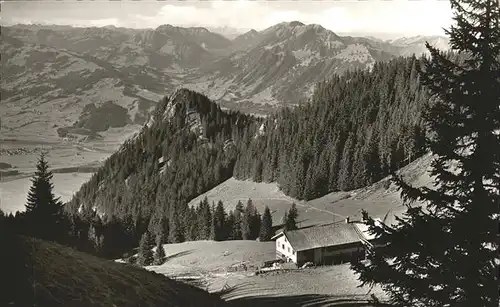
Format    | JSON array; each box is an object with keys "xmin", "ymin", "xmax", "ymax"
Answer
[{"xmin": 284, "ymin": 222, "xmax": 367, "ymax": 252}]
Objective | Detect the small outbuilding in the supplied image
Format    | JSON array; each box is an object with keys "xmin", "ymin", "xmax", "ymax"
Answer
[{"xmin": 272, "ymin": 217, "xmax": 377, "ymax": 267}]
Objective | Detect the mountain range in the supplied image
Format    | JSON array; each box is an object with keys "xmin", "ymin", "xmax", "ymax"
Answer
[
  {"xmin": 1, "ymin": 22, "xmax": 449, "ymax": 143},
  {"xmin": 63, "ymin": 51, "xmax": 429, "ymax": 256}
]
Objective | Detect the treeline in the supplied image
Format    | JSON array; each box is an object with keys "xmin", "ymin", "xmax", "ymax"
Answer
[
  {"xmin": 2, "ymin": 153, "xmax": 293, "ymax": 259},
  {"xmin": 234, "ymin": 55, "xmax": 428, "ymax": 199},
  {"xmin": 75, "ymin": 197, "xmax": 278, "ymax": 260}
]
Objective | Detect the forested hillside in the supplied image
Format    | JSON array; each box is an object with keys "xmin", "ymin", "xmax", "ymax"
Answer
[
  {"xmin": 50, "ymin": 55, "xmax": 431, "ymax": 258},
  {"xmin": 56, "ymin": 89, "xmax": 259, "ymax": 256},
  {"xmin": 234, "ymin": 55, "xmax": 428, "ymax": 199}
]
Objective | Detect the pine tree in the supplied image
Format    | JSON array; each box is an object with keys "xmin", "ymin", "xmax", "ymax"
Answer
[
  {"xmin": 148, "ymin": 210, "xmax": 168, "ymax": 244},
  {"xmin": 282, "ymin": 211, "xmax": 288, "ymax": 228},
  {"xmin": 24, "ymin": 153, "xmax": 64, "ymax": 242},
  {"xmin": 226, "ymin": 210, "xmax": 235, "ymax": 240},
  {"xmin": 231, "ymin": 204, "xmax": 243, "ymax": 240},
  {"xmin": 88, "ymin": 218, "xmax": 104, "ymax": 254},
  {"xmin": 137, "ymin": 231, "xmax": 154, "ymax": 266},
  {"xmin": 251, "ymin": 209, "xmax": 261, "ymax": 240},
  {"xmin": 198, "ymin": 197, "xmax": 212, "ymax": 240},
  {"xmin": 169, "ymin": 206, "xmax": 185, "ymax": 243},
  {"xmin": 259, "ymin": 206, "xmax": 273, "ymax": 241},
  {"xmin": 212, "ymin": 200, "xmax": 226, "ymax": 241},
  {"xmin": 351, "ymin": 1, "xmax": 500, "ymax": 306},
  {"xmin": 185, "ymin": 207, "xmax": 198, "ymax": 241},
  {"xmin": 284, "ymin": 203, "xmax": 298, "ymax": 231},
  {"xmin": 209, "ymin": 203, "xmax": 216, "ymax": 240},
  {"xmin": 153, "ymin": 240, "xmax": 166, "ymax": 265},
  {"xmin": 242, "ymin": 199, "xmax": 255, "ymax": 240}
]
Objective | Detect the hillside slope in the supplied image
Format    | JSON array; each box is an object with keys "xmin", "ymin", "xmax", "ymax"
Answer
[
  {"xmin": 0, "ymin": 232, "xmax": 226, "ymax": 307},
  {"xmin": 187, "ymin": 153, "xmax": 434, "ymax": 230},
  {"xmin": 234, "ymin": 56, "xmax": 428, "ymax": 197}
]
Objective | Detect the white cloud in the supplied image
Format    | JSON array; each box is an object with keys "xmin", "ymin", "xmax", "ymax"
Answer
[
  {"xmin": 2, "ymin": 0, "xmax": 454, "ymax": 36},
  {"xmin": 127, "ymin": 0, "xmax": 452, "ymax": 36},
  {"xmin": 6, "ymin": 17, "xmax": 124, "ymax": 28},
  {"xmin": 88, "ymin": 18, "xmax": 121, "ymax": 28}
]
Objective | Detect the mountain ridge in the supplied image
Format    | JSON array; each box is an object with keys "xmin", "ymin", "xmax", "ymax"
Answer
[{"xmin": 1, "ymin": 22, "xmax": 449, "ymax": 143}]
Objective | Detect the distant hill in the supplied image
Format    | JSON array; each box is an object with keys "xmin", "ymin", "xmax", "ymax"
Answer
[
  {"xmin": 0, "ymin": 232, "xmax": 226, "ymax": 307},
  {"xmin": 388, "ymin": 35, "xmax": 450, "ymax": 56},
  {"xmin": 1, "ymin": 22, "xmax": 449, "ymax": 142}
]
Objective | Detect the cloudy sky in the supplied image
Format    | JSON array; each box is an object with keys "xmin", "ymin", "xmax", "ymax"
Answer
[{"xmin": 2, "ymin": 0, "xmax": 453, "ymax": 39}]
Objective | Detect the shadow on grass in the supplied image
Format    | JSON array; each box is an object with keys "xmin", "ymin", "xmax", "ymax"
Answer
[
  {"xmin": 218, "ymin": 284, "xmax": 389, "ymax": 307},
  {"xmin": 164, "ymin": 250, "xmax": 194, "ymax": 262},
  {"xmin": 226, "ymin": 294, "xmax": 389, "ymax": 307}
]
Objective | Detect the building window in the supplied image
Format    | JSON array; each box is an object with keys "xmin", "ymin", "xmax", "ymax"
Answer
[
  {"xmin": 293, "ymin": 250, "xmax": 295, "ymax": 255},
  {"xmin": 282, "ymin": 244, "xmax": 285, "ymax": 250},
  {"xmin": 287, "ymin": 247, "xmax": 290, "ymax": 253}
]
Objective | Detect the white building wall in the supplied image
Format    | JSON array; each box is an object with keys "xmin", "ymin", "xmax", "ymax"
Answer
[{"xmin": 275, "ymin": 235, "xmax": 297, "ymax": 263}]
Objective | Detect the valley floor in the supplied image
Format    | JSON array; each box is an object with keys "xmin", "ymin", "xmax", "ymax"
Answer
[
  {"xmin": 0, "ymin": 138, "xmax": 117, "ymax": 213},
  {"xmin": 0, "ymin": 172, "xmax": 93, "ymax": 213}
]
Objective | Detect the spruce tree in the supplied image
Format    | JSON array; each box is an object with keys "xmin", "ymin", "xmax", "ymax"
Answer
[
  {"xmin": 148, "ymin": 210, "xmax": 168, "ymax": 244},
  {"xmin": 169, "ymin": 206, "xmax": 185, "ymax": 243},
  {"xmin": 231, "ymin": 205, "xmax": 243, "ymax": 240},
  {"xmin": 226, "ymin": 210, "xmax": 235, "ymax": 240},
  {"xmin": 137, "ymin": 231, "xmax": 154, "ymax": 266},
  {"xmin": 25, "ymin": 153, "xmax": 64, "ymax": 241},
  {"xmin": 198, "ymin": 197, "xmax": 212, "ymax": 240},
  {"xmin": 251, "ymin": 209, "xmax": 261, "ymax": 240},
  {"xmin": 153, "ymin": 240, "xmax": 166, "ymax": 265},
  {"xmin": 259, "ymin": 206, "xmax": 273, "ymax": 241},
  {"xmin": 212, "ymin": 200, "xmax": 226, "ymax": 241},
  {"xmin": 284, "ymin": 203, "xmax": 298, "ymax": 231},
  {"xmin": 242, "ymin": 199, "xmax": 255, "ymax": 240},
  {"xmin": 351, "ymin": 1, "xmax": 500, "ymax": 306},
  {"xmin": 185, "ymin": 207, "xmax": 198, "ymax": 241},
  {"xmin": 282, "ymin": 211, "xmax": 288, "ymax": 228}
]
